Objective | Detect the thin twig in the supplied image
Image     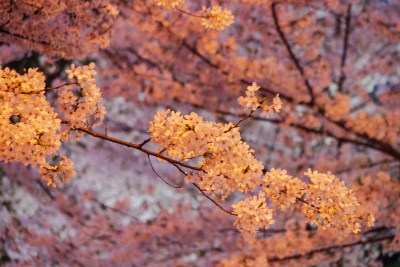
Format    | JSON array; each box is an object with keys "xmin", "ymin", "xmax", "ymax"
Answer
[
  {"xmin": 170, "ymin": 162, "xmax": 236, "ymax": 216},
  {"xmin": 170, "ymin": 162, "xmax": 187, "ymax": 176},
  {"xmin": 147, "ymin": 154, "xmax": 182, "ymax": 189},
  {"xmin": 176, "ymin": 8, "xmax": 207, "ymax": 18},
  {"xmin": 224, "ymin": 110, "xmax": 254, "ymax": 133},
  {"xmin": 192, "ymin": 183, "xmax": 236, "ymax": 216},
  {"xmin": 296, "ymin": 197, "xmax": 317, "ymax": 208},
  {"xmin": 46, "ymin": 82, "xmax": 78, "ymax": 91},
  {"xmin": 225, "ymin": 98, "xmax": 268, "ymax": 133},
  {"xmin": 138, "ymin": 138, "xmax": 151, "ymax": 148}
]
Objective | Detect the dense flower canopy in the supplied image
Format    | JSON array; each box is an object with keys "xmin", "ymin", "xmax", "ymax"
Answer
[{"xmin": 0, "ymin": 0, "xmax": 399, "ymax": 266}]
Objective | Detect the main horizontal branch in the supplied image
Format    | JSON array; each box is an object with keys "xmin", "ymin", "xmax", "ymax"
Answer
[{"xmin": 70, "ymin": 124, "xmax": 201, "ymax": 171}]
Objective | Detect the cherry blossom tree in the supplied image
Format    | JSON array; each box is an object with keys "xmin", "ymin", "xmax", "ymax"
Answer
[{"xmin": 0, "ymin": 0, "xmax": 399, "ymax": 266}]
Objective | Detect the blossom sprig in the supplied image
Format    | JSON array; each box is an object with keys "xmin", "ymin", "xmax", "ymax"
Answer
[
  {"xmin": 232, "ymin": 192, "xmax": 275, "ymax": 240},
  {"xmin": 238, "ymin": 82, "xmax": 282, "ymax": 118},
  {"xmin": 201, "ymin": 6, "xmax": 234, "ymax": 30},
  {"xmin": 302, "ymin": 169, "xmax": 373, "ymax": 234},
  {"xmin": 263, "ymin": 168, "xmax": 306, "ymax": 210},
  {"xmin": 58, "ymin": 63, "xmax": 105, "ymax": 140},
  {"xmin": 238, "ymin": 82, "xmax": 261, "ymax": 110},
  {"xmin": 262, "ymin": 168, "xmax": 375, "ymax": 234},
  {"xmin": 39, "ymin": 155, "xmax": 76, "ymax": 187},
  {"xmin": 148, "ymin": 109, "xmax": 264, "ymax": 199}
]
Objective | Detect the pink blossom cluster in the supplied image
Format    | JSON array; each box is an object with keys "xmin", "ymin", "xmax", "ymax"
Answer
[
  {"xmin": 263, "ymin": 168, "xmax": 375, "ymax": 234},
  {"xmin": 201, "ymin": 6, "xmax": 235, "ymax": 31},
  {"xmin": 263, "ymin": 168, "xmax": 306, "ymax": 210},
  {"xmin": 232, "ymin": 192, "xmax": 275, "ymax": 241},
  {"xmin": 238, "ymin": 82, "xmax": 261, "ymax": 110},
  {"xmin": 149, "ymin": 109, "xmax": 264, "ymax": 199},
  {"xmin": 0, "ymin": 66, "xmax": 61, "ymax": 166},
  {"xmin": 59, "ymin": 63, "xmax": 105, "ymax": 140},
  {"xmin": 238, "ymin": 82, "xmax": 282, "ymax": 118},
  {"xmin": 0, "ymin": 63, "xmax": 104, "ymax": 186},
  {"xmin": 39, "ymin": 155, "xmax": 76, "ymax": 186},
  {"xmin": 0, "ymin": 66, "xmax": 76, "ymax": 186},
  {"xmin": 303, "ymin": 169, "xmax": 373, "ymax": 234}
]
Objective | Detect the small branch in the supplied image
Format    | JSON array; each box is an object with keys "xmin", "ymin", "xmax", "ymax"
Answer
[
  {"xmin": 46, "ymin": 82, "xmax": 78, "ymax": 91},
  {"xmin": 363, "ymin": 226, "xmax": 394, "ymax": 235},
  {"xmin": 224, "ymin": 109, "xmax": 256, "ymax": 133},
  {"xmin": 64, "ymin": 122, "xmax": 202, "ymax": 172},
  {"xmin": 271, "ymin": 2, "xmax": 315, "ymax": 105},
  {"xmin": 147, "ymin": 154, "xmax": 182, "ymax": 189},
  {"xmin": 296, "ymin": 197, "xmax": 317, "ymax": 208},
  {"xmin": 234, "ymin": 109, "xmax": 256, "ymax": 128},
  {"xmin": 225, "ymin": 98, "xmax": 269, "ymax": 133},
  {"xmin": 192, "ymin": 183, "xmax": 236, "ymax": 216},
  {"xmin": 138, "ymin": 138, "xmax": 151, "ymax": 148},
  {"xmin": 176, "ymin": 8, "xmax": 207, "ymax": 18},
  {"xmin": 182, "ymin": 37, "xmax": 400, "ymax": 159},
  {"xmin": 182, "ymin": 40, "xmax": 220, "ymax": 69},
  {"xmin": 245, "ymin": 115, "xmax": 380, "ymax": 155},
  {"xmin": 338, "ymin": 4, "xmax": 352, "ymax": 93},
  {"xmin": 170, "ymin": 162, "xmax": 187, "ymax": 176},
  {"xmin": 164, "ymin": 161, "xmax": 236, "ymax": 215}
]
